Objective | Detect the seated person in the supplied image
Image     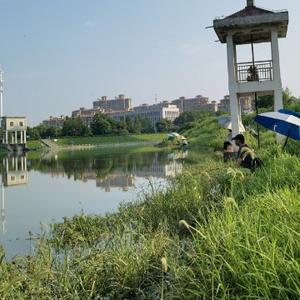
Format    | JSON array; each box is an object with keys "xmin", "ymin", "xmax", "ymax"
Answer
[
  {"xmin": 223, "ymin": 141, "xmax": 234, "ymax": 162},
  {"xmin": 232, "ymin": 134, "xmax": 255, "ymax": 169}
]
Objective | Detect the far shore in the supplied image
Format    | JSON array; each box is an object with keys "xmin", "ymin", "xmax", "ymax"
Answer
[{"xmin": 28, "ymin": 133, "xmax": 166, "ymax": 152}]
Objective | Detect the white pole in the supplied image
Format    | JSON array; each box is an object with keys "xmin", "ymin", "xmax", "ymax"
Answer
[
  {"xmin": 1, "ymin": 184, "xmax": 5, "ymax": 234},
  {"xmin": 0, "ymin": 69, "xmax": 3, "ymax": 118}
]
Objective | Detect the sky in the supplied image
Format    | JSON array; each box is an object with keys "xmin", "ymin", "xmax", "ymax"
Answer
[{"xmin": 0, "ymin": 0, "xmax": 299, "ymax": 125}]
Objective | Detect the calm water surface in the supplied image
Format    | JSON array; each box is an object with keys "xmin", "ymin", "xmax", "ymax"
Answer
[{"xmin": 0, "ymin": 148, "xmax": 188, "ymax": 257}]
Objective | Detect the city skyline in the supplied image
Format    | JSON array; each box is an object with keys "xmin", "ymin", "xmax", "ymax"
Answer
[{"xmin": 0, "ymin": 0, "xmax": 299, "ymax": 125}]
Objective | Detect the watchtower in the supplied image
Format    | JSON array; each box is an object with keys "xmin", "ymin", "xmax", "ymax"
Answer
[
  {"xmin": 1, "ymin": 117, "xmax": 27, "ymax": 152},
  {"xmin": 213, "ymin": 0, "xmax": 289, "ymax": 140}
]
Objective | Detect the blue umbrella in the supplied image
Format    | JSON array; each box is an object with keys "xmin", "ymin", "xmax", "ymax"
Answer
[
  {"xmin": 279, "ymin": 109, "xmax": 300, "ymax": 119},
  {"xmin": 254, "ymin": 111, "xmax": 300, "ymax": 148}
]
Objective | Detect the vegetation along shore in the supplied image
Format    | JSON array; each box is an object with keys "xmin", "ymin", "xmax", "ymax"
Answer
[{"xmin": 1, "ymin": 112, "xmax": 300, "ymax": 299}]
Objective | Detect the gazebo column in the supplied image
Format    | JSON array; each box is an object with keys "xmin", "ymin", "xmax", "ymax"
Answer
[
  {"xmin": 226, "ymin": 33, "xmax": 241, "ymax": 138},
  {"xmin": 271, "ymin": 28, "xmax": 284, "ymax": 143},
  {"xmin": 14, "ymin": 131, "xmax": 18, "ymax": 144},
  {"xmin": 271, "ymin": 28, "xmax": 283, "ymax": 112}
]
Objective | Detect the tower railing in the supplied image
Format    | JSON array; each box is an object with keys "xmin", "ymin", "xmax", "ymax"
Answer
[{"xmin": 235, "ymin": 60, "xmax": 273, "ymax": 83}]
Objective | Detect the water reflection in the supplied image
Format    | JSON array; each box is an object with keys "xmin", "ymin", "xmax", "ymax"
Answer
[
  {"xmin": 1, "ymin": 155, "xmax": 28, "ymax": 235},
  {"xmin": 2, "ymin": 155, "xmax": 28, "ymax": 187},
  {"xmin": 28, "ymin": 150, "xmax": 185, "ymax": 192},
  {"xmin": 0, "ymin": 149, "xmax": 187, "ymax": 256}
]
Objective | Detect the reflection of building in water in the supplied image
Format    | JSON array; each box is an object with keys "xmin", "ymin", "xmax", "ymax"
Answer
[
  {"xmin": 132, "ymin": 157, "xmax": 183, "ymax": 178},
  {"xmin": 96, "ymin": 174, "xmax": 135, "ymax": 192},
  {"xmin": 1, "ymin": 155, "xmax": 28, "ymax": 234},
  {"xmin": 2, "ymin": 156, "xmax": 28, "ymax": 187},
  {"xmin": 44, "ymin": 152, "xmax": 184, "ymax": 191}
]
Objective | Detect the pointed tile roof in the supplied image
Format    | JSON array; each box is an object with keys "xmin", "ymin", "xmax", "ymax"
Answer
[
  {"xmin": 226, "ymin": 5, "xmax": 273, "ymax": 19},
  {"xmin": 213, "ymin": 3, "xmax": 289, "ymax": 44}
]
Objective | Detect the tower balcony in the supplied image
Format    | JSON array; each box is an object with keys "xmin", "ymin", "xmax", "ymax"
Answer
[{"xmin": 235, "ymin": 60, "xmax": 273, "ymax": 83}]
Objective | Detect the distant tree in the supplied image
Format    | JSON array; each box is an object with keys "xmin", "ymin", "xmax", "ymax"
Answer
[
  {"xmin": 257, "ymin": 95, "xmax": 273, "ymax": 110},
  {"xmin": 141, "ymin": 117, "xmax": 155, "ymax": 133},
  {"xmin": 283, "ymin": 87, "xmax": 300, "ymax": 111},
  {"xmin": 174, "ymin": 111, "xmax": 209, "ymax": 128},
  {"xmin": 46, "ymin": 126, "xmax": 62, "ymax": 138},
  {"xmin": 90, "ymin": 113, "xmax": 113, "ymax": 135},
  {"xmin": 62, "ymin": 117, "xmax": 89, "ymax": 136},
  {"xmin": 133, "ymin": 117, "xmax": 142, "ymax": 134},
  {"xmin": 125, "ymin": 116, "xmax": 134, "ymax": 133},
  {"xmin": 156, "ymin": 119, "xmax": 173, "ymax": 133},
  {"xmin": 27, "ymin": 126, "xmax": 41, "ymax": 140},
  {"xmin": 116, "ymin": 120, "xmax": 129, "ymax": 135}
]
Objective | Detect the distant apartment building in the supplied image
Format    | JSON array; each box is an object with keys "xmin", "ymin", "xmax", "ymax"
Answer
[
  {"xmin": 72, "ymin": 107, "xmax": 103, "ymax": 125},
  {"xmin": 218, "ymin": 95, "xmax": 230, "ymax": 113},
  {"xmin": 108, "ymin": 102, "xmax": 180, "ymax": 126},
  {"xmin": 42, "ymin": 116, "xmax": 66, "ymax": 127},
  {"xmin": 240, "ymin": 96, "xmax": 254, "ymax": 113},
  {"xmin": 93, "ymin": 94, "xmax": 132, "ymax": 112},
  {"xmin": 218, "ymin": 95, "xmax": 253, "ymax": 113},
  {"xmin": 171, "ymin": 95, "xmax": 217, "ymax": 113}
]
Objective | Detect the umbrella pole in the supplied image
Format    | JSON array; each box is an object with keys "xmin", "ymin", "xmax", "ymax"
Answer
[
  {"xmin": 283, "ymin": 136, "xmax": 289, "ymax": 150},
  {"xmin": 283, "ymin": 130, "xmax": 292, "ymax": 150}
]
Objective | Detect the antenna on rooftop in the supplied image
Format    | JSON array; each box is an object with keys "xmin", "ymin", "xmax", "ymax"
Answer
[{"xmin": 247, "ymin": 0, "xmax": 255, "ymax": 7}]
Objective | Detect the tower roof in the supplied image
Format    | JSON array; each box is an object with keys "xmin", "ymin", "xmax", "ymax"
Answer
[{"xmin": 213, "ymin": 1, "xmax": 289, "ymax": 44}]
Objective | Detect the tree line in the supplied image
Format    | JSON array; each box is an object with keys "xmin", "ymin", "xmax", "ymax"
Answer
[{"xmin": 28, "ymin": 113, "xmax": 177, "ymax": 139}]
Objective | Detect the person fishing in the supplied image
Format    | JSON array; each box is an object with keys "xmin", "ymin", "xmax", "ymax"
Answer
[
  {"xmin": 232, "ymin": 134, "xmax": 263, "ymax": 171},
  {"xmin": 223, "ymin": 141, "xmax": 234, "ymax": 163}
]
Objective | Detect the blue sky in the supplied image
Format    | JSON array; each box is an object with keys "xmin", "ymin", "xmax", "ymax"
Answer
[{"xmin": 0, "ymin": 0, "xmax": 299, "ymax": 125}]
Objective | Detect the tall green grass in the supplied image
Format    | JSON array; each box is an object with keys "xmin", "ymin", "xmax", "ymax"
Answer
[{"xmin": 1, "ymin": 116, "xmax": 300, "ymax": 299}]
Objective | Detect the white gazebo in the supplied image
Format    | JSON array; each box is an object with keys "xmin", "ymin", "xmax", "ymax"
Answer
[{"xmin": 213, "ymin": 0, "xmax": 289, "ymax": 142}]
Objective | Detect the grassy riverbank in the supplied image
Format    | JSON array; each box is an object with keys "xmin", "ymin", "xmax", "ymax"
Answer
[{"xmin": 1, "ymin": 117, "xmax": 300, "ymax": 299}]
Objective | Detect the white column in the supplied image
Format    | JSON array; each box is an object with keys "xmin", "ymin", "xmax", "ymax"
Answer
[
  {"xmin": 20, "ymin": 131, "xmax": 23, "ymax": 144},
  {"xmin": 15, "ymin": 131, "xmax": 18, "ymax": 145},
  {"xmin": 271, "ymin": 28, "xmax": 283, "ymax": 111},
  {"xmin": 5, "ymin": 131, "xmax": 8, "ymax": 144},
  {"xmin": 271, "ymin": 28, "xmax": 284, "ymax": 143},
  {"xmin": 1, "ymin": 185, "xmax": 5, "ymax": 235},
  {"xmin": 226, "ymin": 33, "xmax": 240, "ymax": 138},
  {"xmin": 24, "ymin": 156, "xmax": 27, "ymax": 171},
  {"xmin": 11, "ymin": 133, "xmax": 14, "ymax": 144},
  {"xmin": 24, "ymin": 130, "xmax": 27, "ymax": 144}
]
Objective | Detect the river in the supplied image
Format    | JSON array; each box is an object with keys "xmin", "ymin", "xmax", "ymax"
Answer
[{"xmin": 0, "ymin": 147, "xmax": 188, "ymax": 258}]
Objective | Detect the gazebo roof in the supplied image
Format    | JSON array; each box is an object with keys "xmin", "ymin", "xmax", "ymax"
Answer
[
  {"xmin": 226, "ymin": 5, "xmax": 273, "ymax": 19},
  {"xmin": 213, "ymin": 1, "xmax": 289, "ymax": 44}
]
